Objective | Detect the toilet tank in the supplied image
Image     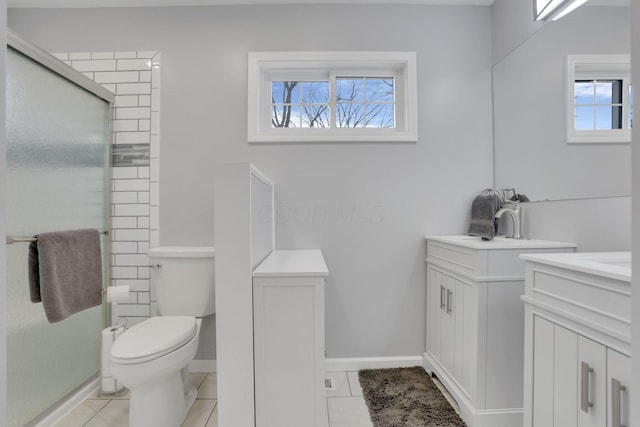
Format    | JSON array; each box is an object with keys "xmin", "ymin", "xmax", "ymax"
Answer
[{"xmin": 148, "ymin": 246, "xmax": 215, "ymax": 317}]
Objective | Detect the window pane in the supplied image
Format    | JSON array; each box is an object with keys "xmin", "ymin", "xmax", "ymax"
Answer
[
  {"xmin": 272, "ymin": 81, "xmax": 330, "ymax": 128},
  {"xmin": 271, "ymin": 104, "xmax": 286, "ymax": 128},
  {"xmin": 366, "ymin": 79, "xmax": 394, "ymax": 102},
  {"xmin": 336, "ymin": 78, "xmax": 364, "ymax": 102},
  {"xmin": 301, "ymin": 105, "xmax": 329, "ymax": 128},
  {"xmin": 575, "ymin": 106, "xmax": 594, "ymax": 130},
  {"xmin": 336, "ymin": 102, "xmax": 365, "ymax": 128},
  {"xmin": 272, "ymin": 104, "xmax": 302, "ymax": 128},
  {"xmin": 289, "ymin": 83, "xmax": 300, "ymax": 103},
  {"xmin": 575, "ymin": 81, "xmax": 594, "ymax": 105},
  {"xmin": 365, "ymin": 103, "xmax": 394, "ymax": 128},
  {"xmin": 272, "ymin": 81, "xmax": 300, "ymax": 103},
  {"xmin": 301, "ymin": 82, "xmax": 329, "ymax": 103},
  {"xmin": 595, "ymin": 105, "xmax": 623, "ymax": 130},
  {"xmin": 272, "ymin": 82, "xmax": 285, "ymax": 103},
  {"xmin": 288, "ymin": 105, "xmax": 302, "ymax": 127},
  {"xmin": 595, "ymin": 81, "xmax": 614, "ymax": 104}
]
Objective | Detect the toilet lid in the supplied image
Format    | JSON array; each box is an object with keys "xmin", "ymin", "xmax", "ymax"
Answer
[{"xmin": 111, "ymin": 316, "xmax": 197, "ymax": 364}]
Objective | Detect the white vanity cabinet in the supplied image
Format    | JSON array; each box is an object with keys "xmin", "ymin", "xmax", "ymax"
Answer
[
  {"xmin": 521, "ymin": 252, "xmax": 631, "ymax": 427},
  {"xmin": 252, "ymin": 249, "xmax": 329, "ymax": 427},
  {"xmin": 424, "ymin": 236, "xmax": 575, "ymax": 427}
]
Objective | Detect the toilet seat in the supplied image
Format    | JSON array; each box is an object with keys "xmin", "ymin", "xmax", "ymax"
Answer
[{"xmin": 111, "ymin": 316, "xmax": 197, "ymax": 364}]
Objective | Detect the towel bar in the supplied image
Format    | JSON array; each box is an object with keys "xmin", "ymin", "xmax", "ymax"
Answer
[{"xmin": 6, "ymin": 230, "xmax": 109, "ymax": 245}]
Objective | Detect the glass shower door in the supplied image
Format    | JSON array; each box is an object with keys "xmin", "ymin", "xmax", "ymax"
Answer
[{"xmin": 6, "ymin": 46, "xmax": 110, "ymax": 427}]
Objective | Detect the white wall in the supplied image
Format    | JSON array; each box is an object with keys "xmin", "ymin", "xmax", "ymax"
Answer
[
  {"xmin": 491, "ymin": 0, "xmax": 544, "ymax": 65},
  {"xmin": 8, "ymin": 5, "xmax": 494, "ymax": 358},
  {"xmin": 0, "ymin": 0, "xmax": 7, "ymax": 421},
  {"xmin": 631, "ymin": 2, "xmax": 639, "ymax": 425}
]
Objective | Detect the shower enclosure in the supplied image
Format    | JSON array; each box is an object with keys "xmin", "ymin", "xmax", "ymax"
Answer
[{"xmin": 5, "ymin": 31, "xmax": 113, "ymax": 427}]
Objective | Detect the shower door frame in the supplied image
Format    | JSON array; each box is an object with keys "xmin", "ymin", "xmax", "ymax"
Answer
[{"xmin": 5, "ymin": 28, "xmax": 116, "ymax": 424}]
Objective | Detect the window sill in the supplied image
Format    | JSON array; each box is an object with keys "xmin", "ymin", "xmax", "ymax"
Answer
[
  {"xmin": 248, "ymin": 128, "xmax": 418, "ymax": 144},
  {"xmin": 567, "ymin": 130, "xmax": 631, "ymax": 144}
]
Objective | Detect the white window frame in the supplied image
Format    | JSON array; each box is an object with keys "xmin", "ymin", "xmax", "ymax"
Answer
[
  {"xmin": 247, "ymin": 51, "xmax": 418, "ymax": 143},
  {"xmin": 565, "ymin": 54, "xmax": 631, "ymax": 144}
]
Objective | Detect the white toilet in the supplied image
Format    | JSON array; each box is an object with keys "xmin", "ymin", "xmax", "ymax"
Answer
[{"xmin": 110, "ymin": 246, "xmax": 215, "ymax": 427}]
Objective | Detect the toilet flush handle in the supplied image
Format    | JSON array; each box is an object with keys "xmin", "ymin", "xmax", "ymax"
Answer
[{"xmin": 149, "ymin": 264, "xmax": 162, "ymax": 268}]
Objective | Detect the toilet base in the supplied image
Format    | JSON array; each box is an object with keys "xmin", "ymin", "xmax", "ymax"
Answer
[
  {"xmin": 129, "ymin": 367, "xmax": 197, "ymax": 427},
  {"xmin": 110, "ymin": 318, "xmax": 203, "ymax": 427},
  {"xmin": 183, "ymin": 366, "xmax": 198, "ymax": 410}
]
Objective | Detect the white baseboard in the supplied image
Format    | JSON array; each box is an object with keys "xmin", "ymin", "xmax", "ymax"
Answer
[
  {"xmin": 190, "ymin": 359, "xmax": 217, "ymax": 373},
  {"xmin": 325, "ymin": 355, "xmax": 423, "ymax": 372},
  {"xmin": 28, "ymin": 375, "xmax": 100, "ymax": 427}
]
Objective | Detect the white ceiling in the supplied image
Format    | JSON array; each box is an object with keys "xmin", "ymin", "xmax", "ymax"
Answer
[
  {"xmin": 7, "ymin": 0, "xmax": 629, "ymax": 10},
  {"xmin": 8, "ymin": 0, "xmax": 495, "ymax": 8}
]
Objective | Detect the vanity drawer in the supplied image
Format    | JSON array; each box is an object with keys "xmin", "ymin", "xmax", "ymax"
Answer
[{"xmin": 427, "ymin": 241, "xmax": 482, "ymax": 276}]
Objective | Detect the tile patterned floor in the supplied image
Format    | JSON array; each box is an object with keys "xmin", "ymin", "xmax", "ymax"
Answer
[
  {"xmin": 54, "ymin": 370, "xmax": 460, "ymax": 426},
  {"xmin": 325, "ymin": 371, "xmax": 373, "ymax": 427},
  {"xmin": 54, "ymin": 373, "xmax": 217, "ymax": 427},
  {"xmin": 53, "ymin": 371, "xmax": 371, "ymax": 427}
]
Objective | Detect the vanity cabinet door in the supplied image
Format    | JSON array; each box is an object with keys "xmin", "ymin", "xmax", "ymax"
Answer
[
  {"xmin": 439, "ymin": 273, "xmax": 456, "ymax": 375},
  {"xmin": 426, "ymin": 267, "xmax": 443, "ymax": 361},
  {"xmin": 577, "ymin": 336, "xmax": 607, "ymax": 427},
  {"xmin": 532, "ymin": 317, "xmax": 579, "ymax": 427},
  {"xmin": 532, "ymin": 316, "xmax": 554, "ymax": 427},
  {"xmin": 531, "ymin": 317, "xmax": 629, "ymax": 427},
  {"xmin": 253, "ymin": 276, "xmax": 326, "ymax": 427},
  {"xmin": 552, "ymin": 325, "xmax": 578, "ymax": 427},
  {"xmin": 426, "ymin": 266, "xmax": 465, "ymax": 383},
  {"xmin": 607, "ymin": 349, "xmax": 630, "ymax": 427}
]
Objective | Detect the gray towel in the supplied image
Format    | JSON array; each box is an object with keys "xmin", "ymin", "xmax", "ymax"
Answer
[
  {"xmin": 28, "ymin": 229, "xmax": 103, "ymax": 323},
  {"xmin": 467, "ymin": 193, "xmax": 502, "ymax": 241}
]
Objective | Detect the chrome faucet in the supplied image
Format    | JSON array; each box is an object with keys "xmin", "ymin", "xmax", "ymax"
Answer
[{"xmin": 494, "ymin": 202, "xmax": 522, "ymax": 239}]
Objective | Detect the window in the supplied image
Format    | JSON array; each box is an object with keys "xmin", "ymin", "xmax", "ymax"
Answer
[
  {"xmin": 566, "ymin": 54, "xmax": 631, "ymax": 143},
  {"xmin": 574, "ymin": 79, "xmax": 625, "ymax": 130},
  {"xmin": 248, "ymin": 52, "xmax": 417, "ymax": 143}
]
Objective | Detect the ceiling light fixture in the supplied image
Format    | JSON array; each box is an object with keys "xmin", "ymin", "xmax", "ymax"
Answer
[{"xmin": 534, "ymin": 0, "xmax": 590, "ymax": 21}]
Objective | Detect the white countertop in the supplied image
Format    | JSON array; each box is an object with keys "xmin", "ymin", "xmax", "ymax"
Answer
[
  {"xmin": 521, "ymin": 252, "xmax": 631, "ymax": 283},
  {"xmin": 425, "ymin": 235, "xmax": 577, "ymax": 250},
  {"xmin": 252, "ymin": 249, "xmax": 329, "ymax": 277}
]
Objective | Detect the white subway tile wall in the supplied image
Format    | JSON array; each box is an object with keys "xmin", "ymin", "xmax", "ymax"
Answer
[{"xmin": 57, "ymin": 50, "xmax": 161, "ymax": 328}]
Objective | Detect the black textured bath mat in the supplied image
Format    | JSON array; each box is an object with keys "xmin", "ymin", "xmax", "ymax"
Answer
[{"xmin": 359, "ymin": 366, "xmax": 467, "ymax": 427}]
